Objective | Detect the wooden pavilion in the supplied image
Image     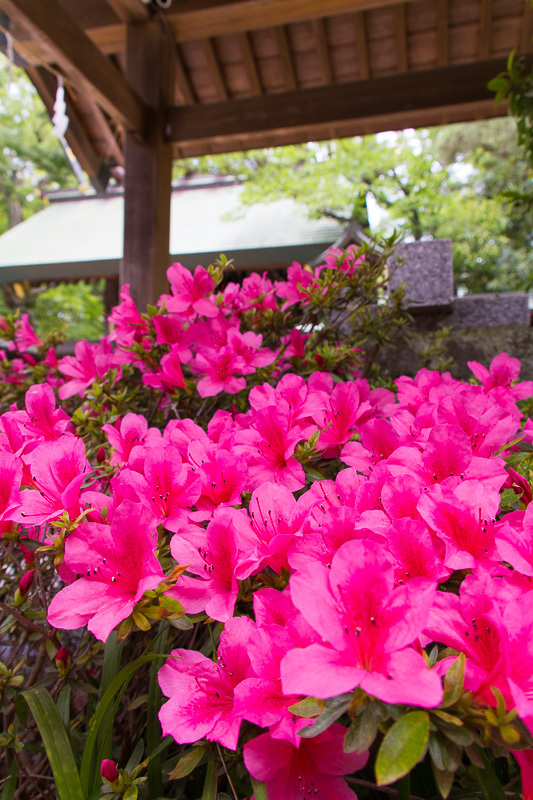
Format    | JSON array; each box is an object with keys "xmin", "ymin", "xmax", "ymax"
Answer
[{"xmin": 0, "ymin": 0, "xmax": 530, "ymax": 306}]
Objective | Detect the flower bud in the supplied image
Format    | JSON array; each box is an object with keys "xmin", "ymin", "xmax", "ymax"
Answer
[
  {"xmin": 14, "ymin": 569, "xmax": 34, "ymax": 607},
  {"xmin": 96, "ymin": 446, "xmax": 106, "ymax": 464},
  {"xmin": 55, "ymin": 646, "xmax": 71, "ymax": 677},
  {"xmin": 101, "ymin": 759, "xmax": 120, "ymax": 785},
  {"xmin": 19, "ymin": 543, "xmax": 35, "ymax": 566}
]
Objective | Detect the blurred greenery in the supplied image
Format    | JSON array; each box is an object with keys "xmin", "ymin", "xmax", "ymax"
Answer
[{"xmin": 175, "ymin": 119, "xmax": 533, "ymax": 295}]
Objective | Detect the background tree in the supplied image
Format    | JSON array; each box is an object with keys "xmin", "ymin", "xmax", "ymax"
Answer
[
  {"xmin": 0, "ymin": 55, "xmax": 105, "ymax": 338},
  {"xmin": 175, "ymin": 118, "xmax": 532, "ymax": 295}
]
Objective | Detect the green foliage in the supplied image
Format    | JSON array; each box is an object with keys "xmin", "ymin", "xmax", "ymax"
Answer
[
  {"xmin": 375, "ymin": 711, "xmax": 430, "ymax": 786},
  {"xmin": 31, "ymin": 280, "xmax": 105, "ymax": 340},
  {"xmin": 176, "ymin": 118, "xmax": 533, "ymax": 294},
  {"xmin": 0, "ymin": 54, "xmax": 76, "ymax": 234}
]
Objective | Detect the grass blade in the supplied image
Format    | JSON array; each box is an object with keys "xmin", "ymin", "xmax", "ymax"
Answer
[
  {"xmin": 80, "ymin": 653, "xmax": 166, "ymax": 797},
  {"xmin": 23, "ymin": 686, "xmax": 85, "ymax": 800},
  {"xmin": 147, "ymin": 621, "xmax": 169, "ymax": 799},
  {"xmin": 0, "ymin": 760, "xmax": 18, "ymax": 800}
]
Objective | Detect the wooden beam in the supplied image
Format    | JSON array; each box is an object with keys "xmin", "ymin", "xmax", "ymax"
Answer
[
  {"xmin": 478, "ymin": 0, "xmax": 492, "ymax": 60},
  {"xmin": 237, "ymin": 31, "xmax": 262, "ymax": 95},
  {"xmin": 0, "ymin": 0, "xmax": 146, "ymax": 133},
  {"xmin": 168, "ymin": 57, "xmax": 526, "ymax": 146},
  {"xmin": 26, "ymin": 65, "xmax": 107, "ymax": 189},
  {"xmin": 436, "ymin": 0, "xmax": 449, "ymax": 67},
  {"xmin": 353, "ymin": 11, "xmax": 369, "ymax": 80},
  {"xmin": 103, "ymin": 0, "xmax": 149, "ymax": 23},
  {"xmin": 166, "ymin": 0, "xmax": 421, "ymax": 42},
  {"xmin": 275, "ymin": 26, "xmax": 297, "ymax": 91},
  {"xmin": 312, "ymin": 18, "xmax": 333, "ymax": 85},
  {"xmin": 122, "ymin": 17, "xmax": 174, "ymax": 306},
  {"xmin": 174, "ymin": 43, "xmax": 196, "ymax": 105},
  {"xmin": 395, "ymin": 4, "xmax": 408, "ymax": 73},
  {"xmin": 201, "ymin": 38, "xmax": 228, "ymax": 100},
  {"xmin": 521, "ymin": 1, "xmax": 533, "ymax": 55}
]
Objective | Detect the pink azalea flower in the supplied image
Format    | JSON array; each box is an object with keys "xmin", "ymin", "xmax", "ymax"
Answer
[
  {"xmin": 316, "ymin": 382, "xmax": 373, "ymax": 458},
  {"xmin": 14, "ymin": 384, "xmax": 72, "ymax": 442},
  {"xmin": 14, "ymin": 438, "xmax": 90, "ymax": 525},
  {"xmin": 102, "ymin": 413, "xmax": 161, "ymax": 466},
  {"xmin": 47, "ymin": 501, "xmax": 164, "ymax": 642},
  {"xmin": 187, "ymin": 441, "xmax": 248, "ymax": 521},
  {"xmin": 275, "ymin": 262, "xmax": 318, "ymax": 311},
  {"xmin": 417, "ymin": 480, "xmax": 501, "ymax": 570},
  {"xmin": 0, "ymin": 450, "xmax": 22, "ymax": 534},
  {"xmin": 244, "ymin": 724, "xmax": 368, "ymax": 800},
  {"xmin": 281, "ymin": 539, "xmax": 442, "ymax": 706},
  {"xmin": 469, "ymin": 352, "xmax": 533, "ymax": 400},
  {"xmin": 237, "ymin": 481, "xmax": 306, "ymax": 574},
  {"xmin": 152, "ymin": 314, "xmax": 193, "ymax": 362},
  {"xmin": 162, "ymin": 263, "xmax": 218, "ymax": 319},
  {"xmin": 58, "ymin": 339, "xmax": 122, "ymax": 400},
  {"xmin": 168, "ymin": 509, "xmax": 255, "ymax": 622},
  {"xmin": 158, "ymin": 616, "xmax": 254, "ymax": 749},
  {"xmin": 234, "ymin": 403, "xmax": 306, "ymax": 491},
  {"xmin": 123, "ymin": 446, "xmax": 201, "ymax": 532},
  {"xmin": 512, "ymin": 750, "xmax": 533, "ymax": 800},
  {"xmin": 142, "ymin": 345, "xmax": 186, "ymax": 393},
  {"xmin": 107, "ymin": 284, "xmax": 149, "ymax": 346},
  {"xmin": 234, "ymin": 622, "xmax": 308, "ymax": 743},
  {"xmin": 195, "ymin": 347, "xmax": 247, "ymax": 397},
  {"xmin": 13, "ymin": 314, "xmax": 42, "ymax": 350}
]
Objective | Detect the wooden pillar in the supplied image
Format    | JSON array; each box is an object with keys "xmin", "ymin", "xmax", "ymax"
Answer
[{"xmin": 121, "ymin": 17, "xmax": 174, "ymax": 307}]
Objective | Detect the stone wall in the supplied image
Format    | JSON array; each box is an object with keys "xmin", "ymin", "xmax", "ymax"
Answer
[{"xmin": 386, "ymin": 239, "xmax": 533, "ymax": 380}]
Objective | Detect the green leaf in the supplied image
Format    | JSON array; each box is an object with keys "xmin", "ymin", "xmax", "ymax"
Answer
[
  {"xmin": 0, "ymin": 759, "xmax": 18, "ymax": 800},
  {"xmin": 14, "ymin": 694, "xmax": 28, "ymax": 726},
  {"xmin": 375, "ymin": 711, "xmax": 430, "ymax": 786},
  {"xmin": 344, "ymin": 704, "xmax": 379, "ymax": 754},
  {"xmin": 80, "ymin": 653, "xmax": 166, "ymax": 797},
  {"xmin": 250, "ymin": 777, "xmax": 268, "ymax": 800},
  {"xmin": 57, "ymin": 685, "xmax": 72, "ymax": 733},
  {"xmin": 441, "ymin": 653, "xmax": 465, "ymax": 708},
  {"xmin": 22, "ymin": 686, "xmax": 86, "ymax": 800},
  {"xmin": 298, "ymin": 700, "xmax": 350, "ymax": 738},
  {"xmin": 470, "ymin": 748, "xmax": 507, "ymax": 800},
  {"xmin": 168, "ymin": 614, "xmax": 193, "ymax": 631},
  {"xmin": 288, "ymin": 697, "xmax": 324, "ymax": 718},
  {"xmin": 170, "ymin": 746, "xmax": 207, "ymax": 780},
  {"xmin": 147, "ymin": 622, "xmax": 169, "ymax": 800},
  {"xmin": 432, "ymin": 764, "xmax": 455, "ymax": 799},
  {"xmin": 123, "ymin": 786, "xmax": 138, "ymax": 800},
  {"xmin": 125, "ymin": 739, "xmax": 145, "ymax": 774},
  {"xmin": 201, "ymin": 759, "xmax": 217, "ymax": 800}
]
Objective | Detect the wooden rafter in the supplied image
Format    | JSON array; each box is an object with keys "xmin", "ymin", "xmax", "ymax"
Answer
[
  {"xmin": 166, "ymin": 0, "xmax": 421, "ymax": 42},
  {"xmin": 521, "ymin": 1, "xmax": 533, "ymax": 55},
  {"xmin": 0, "ymin": 0, "xmax": 146, "ymax": 133},
  {"xmin": 237, "ymin": 31, "xmax": 262, "ymax": 95},
  {"xmin": 312, "ymin": 18, "xmax": 333, "ymax": 85},
  {"xmin": 353, "ymin": 11, "xmax": 369, "ymax": 80},
  {"xmin": 436, "ymin": 0, "xmax": 449, "ymax": 67},
  {"xmin": 174, "ymin": 43, "xmax": 196, "ymax": 105},
  {"xmin": 201, "ymin": 38, "xmax": 228, "ymax": 100},
  {"xmin": 275, "ymin": 26, "xmax": 297, "ymax": 91},
  {"xmin": 478, "ymin": 0, "xmax": 493, "ymax": 60},
  {"xmin": 395, "ymin": 4, "xmax": 408, "ymax": 73},
  {"xmin": 103, "ymin": 0, "xmax": 149, "ymax": 23},
  {"xmin": 168, "ymin": 57, "xmax": 522, "ymax": 146}
]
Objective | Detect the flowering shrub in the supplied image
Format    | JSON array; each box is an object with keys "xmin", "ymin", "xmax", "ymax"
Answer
[{"xmin": 0, "ymin": 245, "xmax": 532, "ymax": 800}]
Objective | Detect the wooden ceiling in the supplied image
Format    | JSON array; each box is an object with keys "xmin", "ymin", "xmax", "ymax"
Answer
[{"xmin": 1, "ymin": 0, "xmax": 531, "ymax": 191}]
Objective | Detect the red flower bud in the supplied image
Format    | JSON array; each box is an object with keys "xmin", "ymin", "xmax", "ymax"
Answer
[
  {"xmin": 96, "ymin": 446, "xmax": 106, "ymax": 464},
  {"xmin": 18, "ymin": 569, "xmax": 34, "ymax": 597},
  {"xmin": 101, "ymin": 759, "xmax": 120, "ymax": 784},
  {"xmin": 314, "ymin": 354, "xmax": 326, "ymax": 366},
  {"xmin": 55, "ymin": 646, "xmax": 71, "ymax": 677},
  {"xmin": 56, "ymin": 646, "xmax": 69, "ymax": 665},
  {"xmin": 19, "ymin": 542, "xmax": 35, "ymax": 566}
]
